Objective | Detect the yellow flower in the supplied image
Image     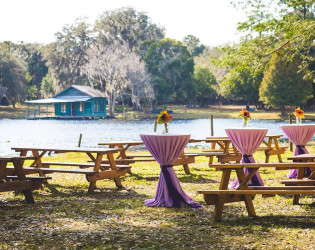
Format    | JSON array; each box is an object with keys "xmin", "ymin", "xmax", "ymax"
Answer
[{"xmin": 294, "ymin": 108, "xmax": 305, "ymax": 119}]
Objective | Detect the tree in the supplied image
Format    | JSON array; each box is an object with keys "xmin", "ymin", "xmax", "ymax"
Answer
[
  {"xmin": 43, "ymin": 18, "xmax": 93, "ymax": 91},
  {"xmin": 40, "ymin": 73, "xmax": 55, "ymax": 98},
  {"xmin": 221, "ymin": 67, "xmax": 262, "ymax": 106},
  {"xmin": 221, "ymin": 0, "xmax": 315, "ymax": 80},
  {"xmin": 193, "ymin": 66, "xmax": 218, "ymax": 106},
  {"xmin": 182, "ymin": 35, "xmax": 205, "ymax": 57},
  {"xmin": 0, "ymin": 43, "xmax": 26, "ymax": 107},
  {"xmin": 83, "ymin": 41, "xmax": 153, "ymax": 117},
  {"xmin": 144, "ymin": 38, "xmax": 195, "ymax": 106},
  {"xmin": 259, "ymin": 52, "xmax": 313, "ymax": 115},
  {"xmin": 94, "ymin": 7, "xmax": 165, "ymax": 51}
]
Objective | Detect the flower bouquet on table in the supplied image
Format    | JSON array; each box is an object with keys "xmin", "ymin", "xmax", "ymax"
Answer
[
  {"xmin": 157, "ymin": 110, "xmax": 172, "ymax": 133},
  {"xmin": 293, "ymin": 108, "xmax": 304, "ymax": 124},
  {"xmin": 238, "ymin": 109, "xmax": 251, "ymax": 128}
]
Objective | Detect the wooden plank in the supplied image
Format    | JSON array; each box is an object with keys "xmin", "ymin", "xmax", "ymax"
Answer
[
  {"xmin": 209, "ymin": 162, "xmax": 315, "ymax": 169},
  {"xmin": 280, "ymin": 179, "xmax": 315, "ymax": 185},
  {"xmin": 288, "ymin": 154, "xmax": 315, "ymax": 161},
  {"xmin": 11, "ymin": 147, "xmax": 120, "ymax": 154},
  {"xmin": 0, "ymin": 180, "xmax": 42, "ymax": 192},
  {"xmin": 86, "ymin": 168, "xmax": 131, "ymax": 182},
  {"xmin": 173, "ymin": 157, "xmax": 195, "ymax": 166},
  {"xmin": 197, "ymin": 190, "xmax": 315, "ymax": 195}
]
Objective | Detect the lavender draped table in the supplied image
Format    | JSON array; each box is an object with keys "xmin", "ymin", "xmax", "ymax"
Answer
[
  {"xmin": 280, "ymin": 124, "xmax": 315, "ymax": 178},
  {"xmin": 225, "ymin": 128, "xmax": 268, "ymax": 188},
  {"xmin": 140, "ymin": 133, "xmax": 201, "ymax": 208}
]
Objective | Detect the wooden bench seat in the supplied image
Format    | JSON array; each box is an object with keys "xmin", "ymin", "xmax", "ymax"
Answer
[
  {"xmin": 185, "ymin": 152, "xmax": 225, "ymax": 157},
  {"xmin": 257, "ymin": 146, "xmax": 287, "ymax": 163},
  {"xmin": 6, "ymin": 176, "xmax": 52, "ymax": 181},
  {"xmin": 280, "ymin": 179, "xmax": 315, "ymax": 186},
  {"xmin": 6, "ymin": 166, "xmax": 131, "ymax": 175},
  {"xmin": 41, "ymin": 162, "xmax": 130, "ymax": 170},
  {"xmin": 0, "ymin": 180, "xmax": 43, "ymax": 193},
  {"xmin": 126, "ymin": 154, "xmax": 153, "ymax": 158}
]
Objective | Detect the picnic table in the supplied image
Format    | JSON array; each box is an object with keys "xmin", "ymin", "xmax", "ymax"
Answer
[
  {"xmin": 281, "ymin": 154, "xmax": 315, "ymax": 204},
  {"xmin": 203, "ymin": 135, "xmax": 286, "ymax": 163},
  {"xmin": 10, "ymin": 146, "xmax": 131, "ymax": 192},
  {"xmin": 98, "ymin": 140, "xmax": 195, "ymax": 174},
  {"xmin": 198, "ymin": 162, "xmax": 315, "ymax": 221},
  {"xmin": 0, "ymin": 156, "xmax": 49, "ymax": 203},
  {"xmin": 189, "ymin": 137, "xmax": 242, "ymax": 164}
]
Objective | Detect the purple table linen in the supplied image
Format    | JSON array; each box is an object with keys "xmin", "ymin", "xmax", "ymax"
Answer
[
  {"xmin": 280, "ymin": 124, "xmax": 315, "ymax": 178},
  {"xmin": 140, "ymin": 133, "xmax": 201, "ymax": 208},
  {"xmin": 225, "ymin": 128, "xmax": 268, "ymax": 188}
]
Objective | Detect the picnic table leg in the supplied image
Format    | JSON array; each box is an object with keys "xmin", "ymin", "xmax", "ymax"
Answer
[
  {"xmin": 13, "ymin": 159, "xmax": 35, "ymax": 203},
  {"xmin": 107, "ymin": 153, "xmax": 123, "ymax": 188},
  {"xmin": 88, "ymin": 153, "xmax": 104, "ymax": 193},
  {"xmin": 235, "ymin": 168, "xmax": 256, "ymax": 217},
  {"xmin": 273, "ymin": 138, "xmax": 283, "ymax": 163},
  {"xmin": 213, "ymin": 169, "xmax": 231, "ymax": 221},
  {"xmin": 31, "ymin": 150, "xmax": 48, "ymax": 183},
  {"xmin": 293, "ymin": 167, "xmax": 305, "ymax": 205}
]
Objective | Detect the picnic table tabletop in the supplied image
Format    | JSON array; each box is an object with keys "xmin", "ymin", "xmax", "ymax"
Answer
[
  {"xmin": 98, "ymin": 141, "xmax": 144, "ymax": 146},
  {"xmin": 288, "ymin": 154, "xmax": 315, "ymax": 161},
  {"xmin": 11, "ymin": 146, "xmax": 120, "ymax": 154}
]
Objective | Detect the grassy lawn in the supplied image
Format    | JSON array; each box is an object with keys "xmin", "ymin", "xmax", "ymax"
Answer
[{"xmin": 0, "ymin": 147, "xmax": 314, "ymax": 249}]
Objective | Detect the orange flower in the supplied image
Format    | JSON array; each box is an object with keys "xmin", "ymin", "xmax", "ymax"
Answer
[
  {"xmin": 294, "ymin": 108, "xmax": 305, "ymax": 119},
  {"xmin": 238, "ymin": 109, "xmax": 251, "ymax": 121},
  {"xmin": 157, "ymin": 110, "xmax": 172, "ymax": 124}
]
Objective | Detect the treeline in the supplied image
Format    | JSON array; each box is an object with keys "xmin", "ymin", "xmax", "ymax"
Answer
[{"xmin": 0, "ymin": 1, "xmax": 314, "ymax": 116}]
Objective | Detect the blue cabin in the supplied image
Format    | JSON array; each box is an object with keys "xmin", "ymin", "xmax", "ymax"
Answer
[{"xmin": 25, "ymin": 85, "xmax": 107, "ymax": 119}]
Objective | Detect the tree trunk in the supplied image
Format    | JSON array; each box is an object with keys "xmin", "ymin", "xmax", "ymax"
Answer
[{"xmin": 109, "ymin": 90, "xmax": 117, "ymax": 118}]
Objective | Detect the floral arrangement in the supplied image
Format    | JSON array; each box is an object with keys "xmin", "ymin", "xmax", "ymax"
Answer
[
  {"xmin": 157, "ymin": 110, "xmax": 172, "ymax": 133},
  {"xmin": 238, "ymin": 109, "xmax": 251, "ymax": 128},
  {"xmin": 293, "ymin": 108, "xmax": 304, "ymax": 124}
]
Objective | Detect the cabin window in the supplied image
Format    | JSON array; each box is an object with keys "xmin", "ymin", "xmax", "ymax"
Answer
[
  {"xmin": 79, "ymin": 102, "xmax": 84, "ymax": 113},
  {"xmin": 94, "ymin": 100, "xmax": 105, "ymax": 113},
  {"xmin": 61, "ymin": 104, "xmax": 66, "ymax": 113}
]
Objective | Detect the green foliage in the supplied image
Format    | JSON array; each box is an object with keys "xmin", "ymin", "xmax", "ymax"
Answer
[
  {"xmin": 144, "ymin": 38, "xmax": 195, "ymax": 104},
  {"xmin": 40, "ymin": 73, "xmax": 55, "ymax": 98},
  {"xmin": 221, "ymin": 67, "xmax": 261, "ymax": 104},
  {"xmin": 24, "ymin": 85, "xmax": 38, "ymax": 100},
  {"xmin": 0, "ymin": 43, "xmax": 26, "ymax": 107},
  {"xmin": 94, "ymin": 7, "xmax": 165, "ymax": 51},
  {"xmin": 182, "ymin": 35, "xmax": 205, "ymax": 57},
  {"xmin": 259, "ymin": 52, "xmax": 313, "ymax": 108},
  {"xmin": 193, "ymin": 66, "xmax": 218, "ymax": 106},
  {"xmin": 43, "ymin": 18, "xmax": 92, "ymax": 90}
]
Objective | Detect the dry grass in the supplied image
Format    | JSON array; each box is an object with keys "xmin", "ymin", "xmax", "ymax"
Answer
[{"xmin": 0, "ymin": 146, "xmax": 314, "ymax": 249}]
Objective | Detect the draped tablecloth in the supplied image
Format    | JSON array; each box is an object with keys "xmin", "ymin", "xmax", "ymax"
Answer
[
  {"xmin": 140, "ymin": 133, "xmax": 201, "ymax": 208},
  {"xmin": 225, "ymin": 128, "xmax": 268, "ymax": 188},
  {"xmin": 281, "ymin": 124, "xmax": 315, "ymax": 178}
]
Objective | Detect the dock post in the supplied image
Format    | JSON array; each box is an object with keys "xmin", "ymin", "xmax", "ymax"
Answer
[
  {"xmin": 210, "ymin": 115, "xmax": 214, "ymax": 136},
  {"xmin": 78, "ymin": 134, "xmax": 82, "ymax": 147}
]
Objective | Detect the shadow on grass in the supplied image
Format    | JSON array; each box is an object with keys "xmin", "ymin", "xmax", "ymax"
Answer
[
  {"xmin": 35, "ymin": 183, "xmax": 150, "ymax": 200},
  {"xmin": 178, "ymin": 173, "xmax": 217, "ymax": 183}
]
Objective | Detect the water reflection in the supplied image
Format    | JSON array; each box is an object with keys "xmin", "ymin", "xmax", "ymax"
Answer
[{"xmin": 0, "ymin": 118, "xmax": 312, "ymax": 155}]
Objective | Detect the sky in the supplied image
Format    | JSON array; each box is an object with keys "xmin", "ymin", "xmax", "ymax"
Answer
[{"xmin": 0, "ymin": 0, "xmax": 247, "ymax": 47}]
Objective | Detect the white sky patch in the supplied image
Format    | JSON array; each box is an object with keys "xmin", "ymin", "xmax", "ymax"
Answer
[{"xmin": 0, "ymin": 0, "xmax": 247, "ymax": 46}]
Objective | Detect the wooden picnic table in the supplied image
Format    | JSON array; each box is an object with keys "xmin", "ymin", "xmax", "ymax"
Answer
[
  {"xmin": 189, "ymin": 137, "xmax": 242, "ymax": 164},
  {"xmin": 202, "ymin": 135, "xmax": 286, "ymax": 163},
  {"xmin": 98, "ymin": 140, "xmax": 195, "ymax": 174},
  {"xmin": 198, "ymin": 162, "xmax": 315, "ymax": 221},
  {"xmin": 11, "ymin": 146, "xmax": 131, "ymax": 193},
  {"xmin": 0, "ymin": 156, "xmax": 49, "ymax": 203},
  {"xmin": 282, "ymin": 154, "xmax": 315, "ymax": 204}
]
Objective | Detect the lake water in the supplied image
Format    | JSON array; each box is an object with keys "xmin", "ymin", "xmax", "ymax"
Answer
[{"xmin": 0, "ymin": 118, "xmax": 312, "ymax": 155}]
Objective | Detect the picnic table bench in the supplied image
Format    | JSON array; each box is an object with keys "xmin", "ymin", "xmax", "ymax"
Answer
[
  {"xmin": 197, "ymin": 162, "xmax": 315, "ymax": 221},
  {"xmin": 256, "ymin": 135, "xmax": 287, "ymax": 163},
  {"xmin": 11, "ymin": 146, "xmax": 131, "ymax": 193},
  {"xmin": 98, "ymin": 141, "xmax": 195, "ymax": 174},
  {"xmin": 0, "ymin": 156, "xmax": 50, "ymax": 203}
]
